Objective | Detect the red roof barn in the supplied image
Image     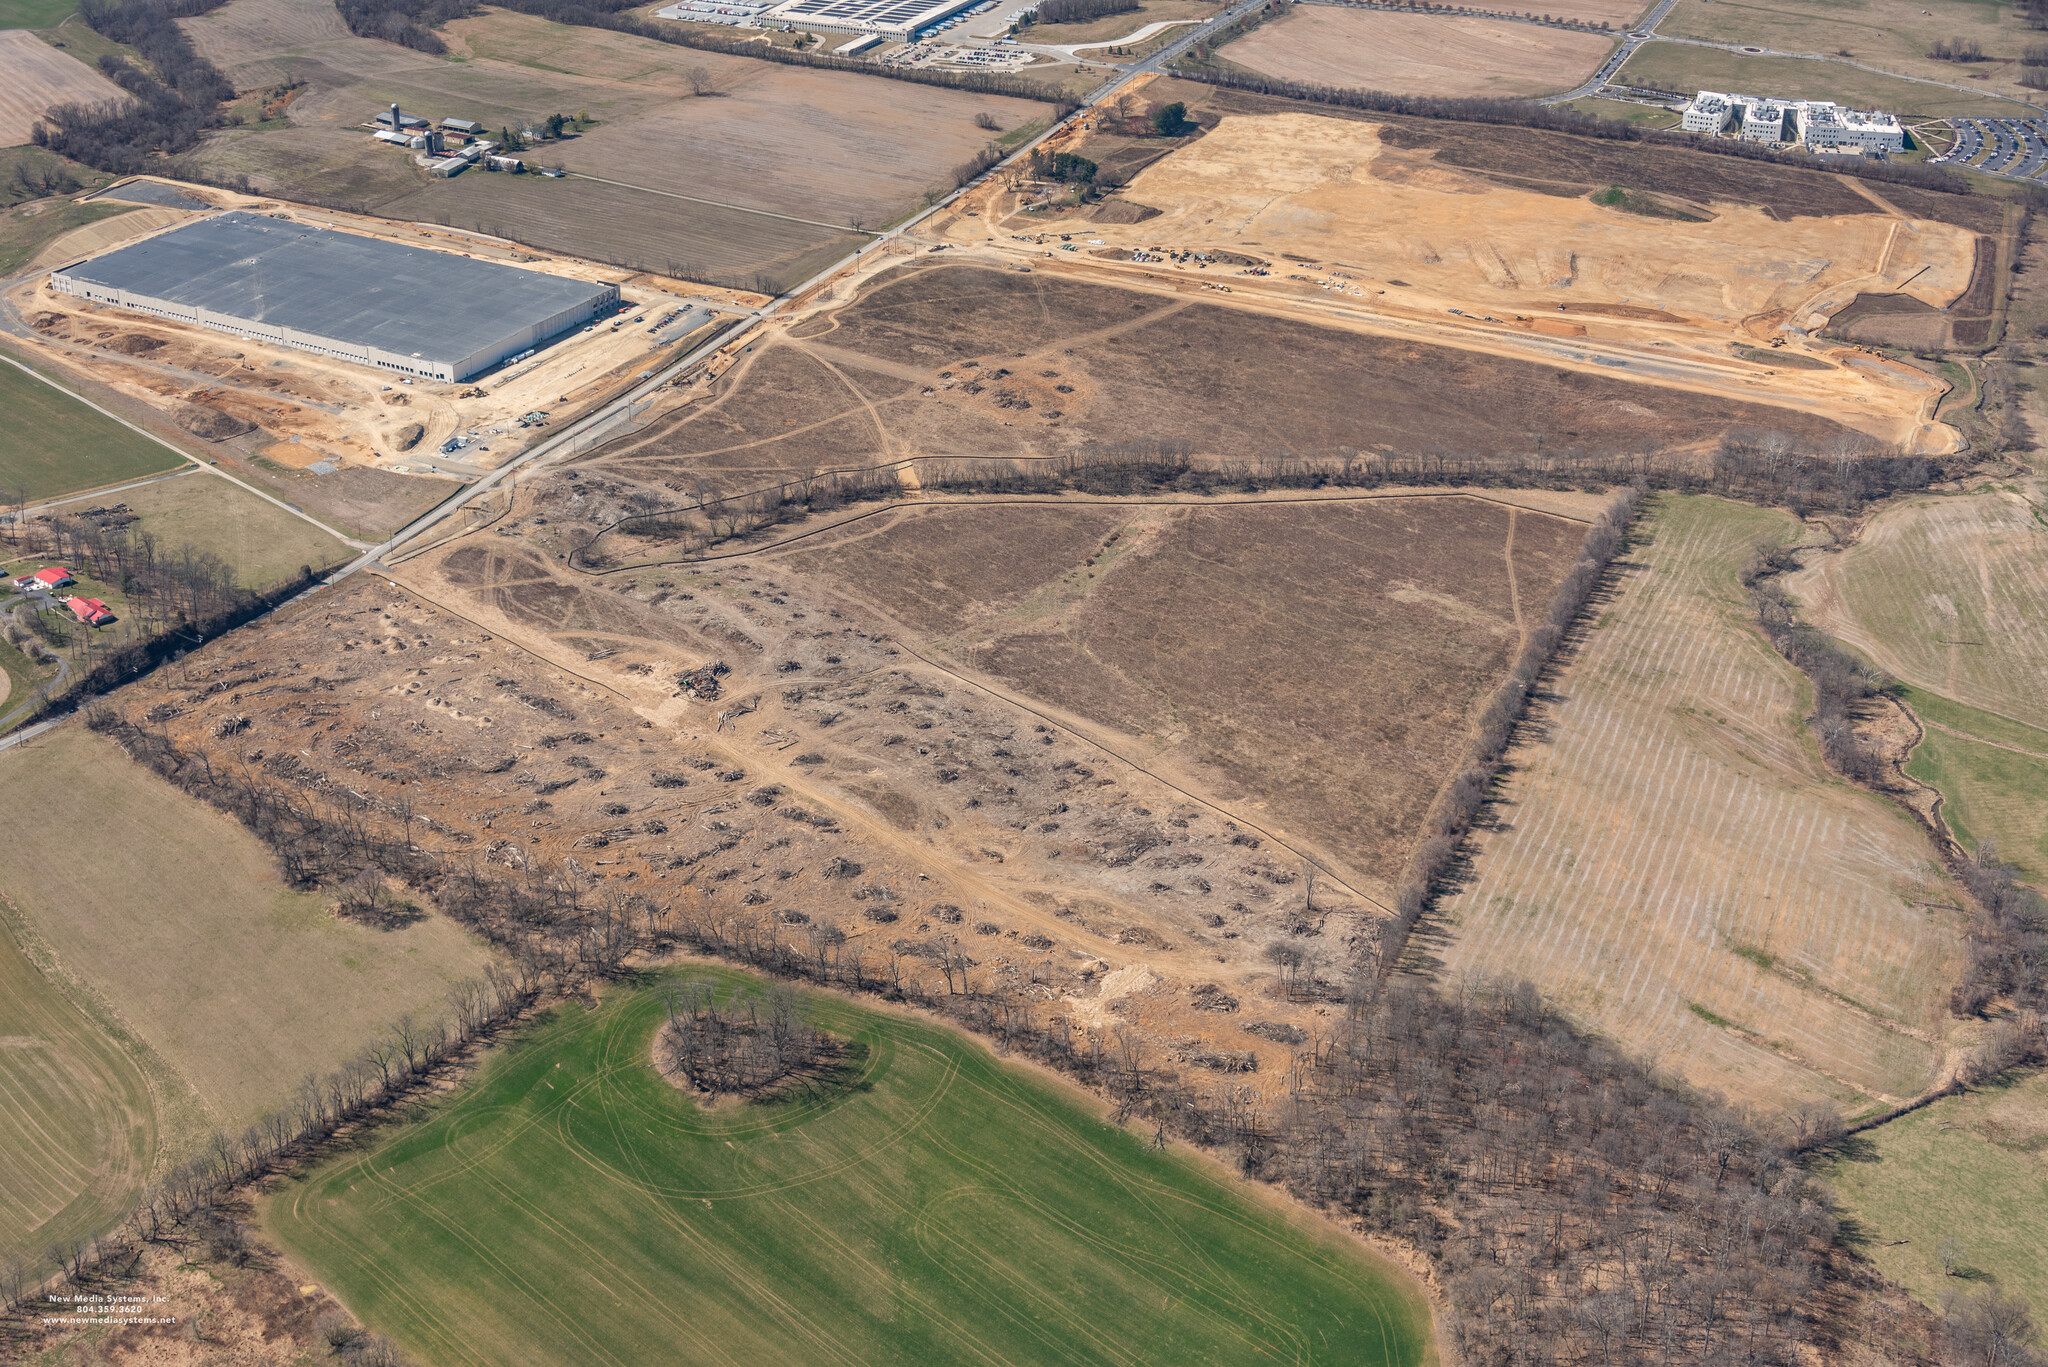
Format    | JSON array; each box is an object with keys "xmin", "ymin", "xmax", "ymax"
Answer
[
  {"xmin": 13, "ymin": 566, "xmax": 74, "ymax": 592},
  {"xmin": 66, "ymin": 596, "xmax": 115, "ymax": 626}
]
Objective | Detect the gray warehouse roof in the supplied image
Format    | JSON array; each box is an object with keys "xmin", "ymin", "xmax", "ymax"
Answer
[{"xmin": 55, "ymin": 211, "xmax": 614, "ymax": 366}]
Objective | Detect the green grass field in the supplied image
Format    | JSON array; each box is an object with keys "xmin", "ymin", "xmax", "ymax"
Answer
[
  {"xmin": 1558, "ymin": 96, "xmax": 1682, "ymax": 129},
  {"xmin": 269, "ymin": 970, "xmax": 1435, "ymax": 1367},
  {"xmin": 1826, "ymin": 1070, "xmax": 2048, "ymax": 1316},
  {"xmin": 1614, "ymin": 42, "xmax": 2031, "ymax": 117},
  {"xmin": 0, "ymin": 0, "xmax": 73, "ymax": 27},
  {"xmin": 1901, "ymin": 685, "xmax": 2048, "ymax": 883},
  {"xmin": 0, "ymin": 912, "xmax": 155, "ymax": 1273},
  {"xmin": 0, "ymin": 728, "xmax": 496, "ymax": 1137},
  {"xmin": 0, "ymin": 357, "xmax": 184, "ymax": 501},
  {"xmin": 113, "ymin": 471, "xmax": 352, "ymax": 587}
]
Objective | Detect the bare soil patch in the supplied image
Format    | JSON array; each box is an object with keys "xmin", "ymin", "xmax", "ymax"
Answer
[
  {"xmin": 0, "ymin": 30, "xmax": 129, "ymax": 148},
  {"xmin": 1149, "ymin": 77, "xmax": 2006, "ymax": 237},
  {"xmin": 777, "ymin": 495, "xmax": 1589, "ymax": 889},
  {"xmin": 1224, "ymin": 8, "xmax": 1616, "ymax": 99}
]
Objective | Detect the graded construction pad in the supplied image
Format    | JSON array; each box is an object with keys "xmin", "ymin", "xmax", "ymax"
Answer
[{"xmin": 50, "ymin": 210, "xmax": 619, "ymax": 381}]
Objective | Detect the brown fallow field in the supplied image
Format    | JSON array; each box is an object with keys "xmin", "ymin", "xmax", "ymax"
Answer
[
  {"xmin": 1431, "ymin": 493, "xmax": 1960, "ymax": 1116},
  {"xmin": 583, "ymin": 261, "xmax": 1873, "ymax": 519},
  {"xmin": 0, "ymin": 30, "xmax": 131, "ymax": 149},
  {"xmin": 1222, "ymin": 9, "xmax": 1620, "ymax": 99},
  {"xmin": 178, "ymin": 1, "xmax": 1041, "ymax": 286}
]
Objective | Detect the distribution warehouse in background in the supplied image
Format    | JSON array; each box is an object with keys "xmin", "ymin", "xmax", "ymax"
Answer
[
  {"xmin": 653, "ymin": 0, "xmax": 995, "ymax": 38},
  {"xmin": 1681, "ymin": 91, "xmax": 1906, "ymax": 154},
  {"xmin": 49, "ymin": 212, "xmax": 621, "ymax": 382}
]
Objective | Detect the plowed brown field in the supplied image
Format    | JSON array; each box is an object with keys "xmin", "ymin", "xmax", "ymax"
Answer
[{"xmin": 0, "ymin": 31, "xmax": 129, "ymax": 148}]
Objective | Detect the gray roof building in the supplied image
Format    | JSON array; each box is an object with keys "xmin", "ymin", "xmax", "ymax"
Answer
[{"xmin": 50, "ymin": 211, "xmax": 618, "ymax": 382}]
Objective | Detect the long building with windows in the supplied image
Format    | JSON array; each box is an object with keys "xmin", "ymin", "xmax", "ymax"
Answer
[
  {"xmin": 49, "ymin": 211, "xmax": 619, "ymax": 382},
  {"xmin": 1680, "ymin": 90, "xmax": 1905, "ymax": 154}
]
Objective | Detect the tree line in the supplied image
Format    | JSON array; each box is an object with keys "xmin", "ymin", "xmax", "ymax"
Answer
[
  {"xmin": 2, "ymin": 509, "xmax": 317, "ymax": 725},
  {"xmin": 1737, "ymin": 501, "xmax": 2048, "ymax": 1071},
  {"xmin": 34, "ymin": 0, "xmax": 235, "ymax": 174},
  {"xmin": 334, "ymin": 0, "xmax": 474, "ymax": 54},
  {"xmin": 574, "ymin": 438, "xmax": 1935, "ymax": 573},
  {"xmin": 1383, "ymin": 486, "xmax": 1641, "ymax": 973},
  {"xmin": 1028, "ymin": 0, "xmax": 1138, "ymax": 25}
]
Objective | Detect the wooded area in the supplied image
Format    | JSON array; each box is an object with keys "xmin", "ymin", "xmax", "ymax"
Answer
[{"xmin": 34, "ymin": 0, "xmax": 234, "ymax": 174}]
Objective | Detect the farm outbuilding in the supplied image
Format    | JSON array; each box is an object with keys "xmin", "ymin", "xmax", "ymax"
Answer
[
  {"xmin": 50, "ymin": 212, "xmax": 620, "ymax": 383},
  {"xmin": 14, "ymin": 566, "xmax": 74, "ymax": 592}
]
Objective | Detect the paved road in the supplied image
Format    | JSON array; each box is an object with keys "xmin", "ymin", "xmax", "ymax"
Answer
[
  {"xmin": 323, "ymin": 0, "xmax": 1274, "ymax": 583},
  {"xmin": 1543, "ymin": 0, "xmax": 1683, "ymax": 104},
  {"xmin": 1542, "ymin": 0, "xmax": 2047, "ymax": 113},
  {"xmin": 0, "ymin": 0, "xmax": 1303, "ymax": 756}
]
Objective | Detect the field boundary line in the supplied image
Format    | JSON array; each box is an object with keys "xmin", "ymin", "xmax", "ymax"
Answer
[
  {"xmin": 0, "ymin": 351, "xmax": 372, "ymax": 551},
  {"xmin": 560, "ymin": 171, "xmax": 865, "ymax": 235}
]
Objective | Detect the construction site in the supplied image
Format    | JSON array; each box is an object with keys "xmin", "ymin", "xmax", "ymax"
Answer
[
  {"xmin": 919, "ymin": 100, "xmax": 1986, "ymax": 455},
  {"xmin": 5, "ymin": 179, "xmax": 756, "ymax": 488}
]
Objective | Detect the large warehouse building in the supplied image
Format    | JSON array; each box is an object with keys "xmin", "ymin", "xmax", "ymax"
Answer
[{"xmin": 50, "ymin": 212, "xmax": 620, "ymax": 382}]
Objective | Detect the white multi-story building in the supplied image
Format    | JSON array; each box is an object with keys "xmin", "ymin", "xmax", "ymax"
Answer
[
  {"xmin": 1797, "ymin": 101, "xmax": 1907, "ymax": 154},
  {"xmin": 1681, "ymin": 92, "xmax": 1734, "ymax": 134},
  {"xmin": 1737, "ymin": 98, "xmax": 1790, "ymax": 143},
  {"xmin": 1683, "ymin": 89, "xmax": 1905, "ymax": 154}
]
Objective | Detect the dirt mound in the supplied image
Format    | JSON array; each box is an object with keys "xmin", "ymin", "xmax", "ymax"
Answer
[
  {"xmin": 28, "ymin": 311, "xmax": 64, "ymax": 329},
  {"xmin": 109, "ymin": 334, "xmax": 165, "ymax": 355},
  {"xmin": 175, "ymin": 404, "xmax": 255, "ymax": 441},
  {"xmin": 1090, "ymin": 198, "xmax": 1161, "ymax": 225},
  {"xmin": 393, "ymin": 423, "xmax": 425, "ymax": 451}
]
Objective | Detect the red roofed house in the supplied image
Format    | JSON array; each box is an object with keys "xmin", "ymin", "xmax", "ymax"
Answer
[
  {"xmin": 13, "ymin": 566, "xmax": 74, "ymax": 593},
  {"xmin": 66, "ymin": 596, "xmax": 115, "ymax": 627}
]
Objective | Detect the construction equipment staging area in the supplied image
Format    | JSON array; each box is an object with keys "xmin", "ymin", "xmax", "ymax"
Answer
[{"xmin": 49, "ymin": 212, "xmax": 621, "ymax": 383}]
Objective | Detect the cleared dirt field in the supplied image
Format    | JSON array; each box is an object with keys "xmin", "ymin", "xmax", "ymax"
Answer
[
  {"xmin": 269, "ymin": 970, "xmax": 1434, "ymax": 1367},
  {"xmin": 1788, "ymin": 486, "xmax": 2048, "ymax": 733},
  {"xmin": 1824, "ymin": 1068, "xmax": 2048, "ymax": 1317},
  {"xmin": 0, "ymin": 29, "xmax": 127, "ymax": 148},
  {"xmin": 943, "ymin": 112, "xmax": 1979, "ymax": 453},
  {"xmin": 1145, "ymin": 80, "xmax": 2009, "ymax": 236},
  {"xmin": 774, "ymin": 496, "xmax": 1589, "ymax": 891},
  {"xmin": 1431, "ymin": 494, "xmax": 1959, "ymax": 1115},
  {"xmin": 593, "ymin": 263, "xmax": 1874, "ymax": 514},
  {"xmin": 0, "ymin": 727, "xmax": 498, "ymax": 1134},
  {"xmin": 1223, "ymin": 9, "xmax": 1616, "ymax": 99},
  {"xmin": 0, "ymin": 916, "xmax": 155, "ymax": 1274}
]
